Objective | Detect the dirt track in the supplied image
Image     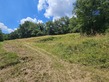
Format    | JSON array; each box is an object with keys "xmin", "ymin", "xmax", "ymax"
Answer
[{"xmin": 0, "ymin": 40, "xmax": 91, "ymax": 82}]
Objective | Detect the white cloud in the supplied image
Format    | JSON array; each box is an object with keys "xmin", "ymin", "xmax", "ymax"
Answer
[
  {"xmin": 37, "ymin": 0, "xmax": 47, "ymax": 10},
  {"xmin": 37, "ymin": 0, "xmax": 75, "ymax": 20},
  {"xmin": 0, "ymin": 22, "xmax": 16, "ymax": 33},
  {"xmin": 20, "ymin": 17, "xmax": 43, "ymax": 24}
]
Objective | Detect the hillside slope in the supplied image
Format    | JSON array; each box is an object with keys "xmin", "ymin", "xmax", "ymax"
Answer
[{"xmin": 0, "ymin": 33, "xmax": 109, "ymax": 82}]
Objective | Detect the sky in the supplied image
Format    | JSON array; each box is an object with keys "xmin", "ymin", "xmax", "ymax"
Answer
[{"xmin": 0, "ymin": 0, "xmax": 75, "ymax": 33}]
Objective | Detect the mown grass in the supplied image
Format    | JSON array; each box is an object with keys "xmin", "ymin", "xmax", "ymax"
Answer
[
  {"xmin": 35, "ymin": 33, "xmax": 109, "ymax": 69},
  {"xmin": 0, "ymin": 33, "xmax": 109, "ymax": 82},
  {"xmin": 0, "ymin": 42, "xmax": 20, "ymax": 69}
]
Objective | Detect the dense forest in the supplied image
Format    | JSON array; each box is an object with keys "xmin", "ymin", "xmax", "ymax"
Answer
[{"xmin": 0, "ymin": 0, "xmax": 109, "ymax": 41}]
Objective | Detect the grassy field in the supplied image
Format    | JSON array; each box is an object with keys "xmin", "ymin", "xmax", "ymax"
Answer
[
  {"xmin": 34, "ymin": 33, "xmax": 109, "ymax": 69},
  {"xmin": 0, "ymin": 33, "xmax": 109, "ymax": 82}
]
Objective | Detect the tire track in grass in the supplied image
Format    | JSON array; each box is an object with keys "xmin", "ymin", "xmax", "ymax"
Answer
[
  {"xmin": 24, "ymin": 42, "xmax": 92, "ymax": 82},
  {"xmin": 0, "ymin": 40, "xmax": 92, "ymax": 82}
]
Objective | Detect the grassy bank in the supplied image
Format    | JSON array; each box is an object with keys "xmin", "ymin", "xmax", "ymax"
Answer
[{"xmin": 35, "ymin": 33, "xmax": 109, "ymax": 69}]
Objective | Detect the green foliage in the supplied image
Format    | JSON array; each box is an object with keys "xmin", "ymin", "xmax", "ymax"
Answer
[
  {"xmin": 74, "ymin": 0, "xmax": 109, "ymax": 35},
  {"xmin": 46, "ymin": 16, "xmax": 70, "ymax": 35},
  {"xmin": 37, "ymin": 31, "xmax": 45, "ymax": 36},
  {"xmin": 6, "ymin": 17, "xmax": 68, "ymax": 39},
  {"xmin": 45, "ymin": 21, "xmax": 55, "ymax": 35},
  {"xmin": 19, "ymin": 21, "xmax": 38, "ymax": 38},
  {"xmin": 68, "ymin": 17, "xmax": 80, "ymax": 33},
  {"xmin": 54, "ymin": 16, "xmax": 70, "ymax": 34},
  {"xmin": 8, "ymin": 21, "xmax": 45, "ymax": 39},
  {"xmin": 3, "ymin": 34, "xmax": 10, "ymax": 40},
  {"xmin": 0, "ymin": 29, "xmax": 4, "ymax": 41},
  {"xmin": 9, "ymin": 30, "xmax": 20, "ymax": 39}
]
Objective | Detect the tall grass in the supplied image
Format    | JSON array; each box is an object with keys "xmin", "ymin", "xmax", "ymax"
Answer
[{"xmin": 35, "ymin": 33, "xmax": 109, "ymax": 69}]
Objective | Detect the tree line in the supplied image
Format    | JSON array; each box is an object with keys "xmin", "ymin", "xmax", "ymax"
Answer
[
  {"xmin": 0, "ymin": 16, "xmax": 79, "ymax": 41},
  {"xmin": 0, "ymin": 0, "xmax": 109, "ymax": 41}
]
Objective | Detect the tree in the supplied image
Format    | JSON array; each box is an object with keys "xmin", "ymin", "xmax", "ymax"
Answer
[
  {"xmin": 36, "ymin": 23, "xmax": 45, "ymax": 36},
  {"xmin": 19, "ymin": 21, "xmax": 34, "ymax": 38},
  {"xmin": 0, "ymin": 29, "xmax": 4, "ymax": 41},
  {"xmin": 62, "ymin": 16, "xmax": 70, "ymax": 33},
  {"xmin": 45, "ymin": 17, "xmax": 70, "ymax": 35},
  {"xmin": 46, "ymin": 21, "xmax": 55, "ymax": 35},
  {"xmin": 57, "ymin": 16, "xmax": 70, "ymax": 34},
  {"xmin": 8, "ymin": 21, "xmax": 46, "ymax": 40},
  {"xmin": 74, "ymin": 0, "xmax": 109, "ymax": 35},
  {"xmin": 9, "ymin": 30, "xmax": 20, "ymax": 39},
  {"xmin": 19, "ymin": 21, "xmax": 42, "ymax": 38},
  {"xmin": 68, "ymin": 17, "xmax": 79, "ymax": 33},
  {"xmin": 3, "ymin": 34, "xmax": 10, "ymax": 40}
]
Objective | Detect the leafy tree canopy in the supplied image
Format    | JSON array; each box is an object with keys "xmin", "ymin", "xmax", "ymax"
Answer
[{"xmin": 74, "ymin": 0, "xmax": 109, "ymax": 35}]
